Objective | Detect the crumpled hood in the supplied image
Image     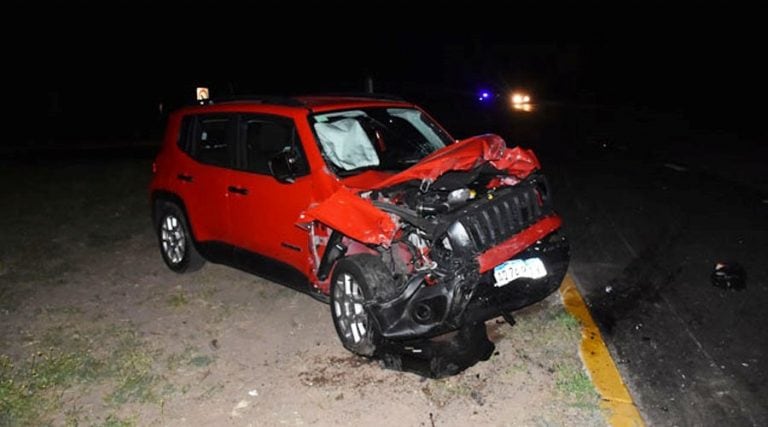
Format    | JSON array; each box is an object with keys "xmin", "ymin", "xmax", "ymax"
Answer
[
  {"xmin": 366, "ymin": 134, "xmax": 540, "ymax": 190},
  {"xmin": 301, "ymin": 134, "xmax": 542, "ymax": 245}
]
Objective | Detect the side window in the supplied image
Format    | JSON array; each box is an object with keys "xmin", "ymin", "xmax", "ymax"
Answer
[
  {"xmin": 242, "ymin": 116, "xmax": 308, "ymax": 175},
  {"xmin": 193, "ymin": 115, "xmax": 233, "ymax": 168}
]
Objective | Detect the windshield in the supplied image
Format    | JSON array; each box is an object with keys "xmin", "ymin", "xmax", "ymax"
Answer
[{"xmin": 311, "ymin": 107, "xmax": 452, "ymax": 176}]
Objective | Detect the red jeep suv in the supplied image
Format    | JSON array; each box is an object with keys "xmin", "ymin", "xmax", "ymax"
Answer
[{"xmin": 150, "ymin": 94, "xmax": 568, "ymax": 363}]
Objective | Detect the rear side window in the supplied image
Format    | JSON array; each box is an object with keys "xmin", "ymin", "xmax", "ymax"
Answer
[
  {"xmin": 194, "ymin": 116, "xmax": 233, "ymax": 167},
  {"xmin": 177, "ymin": 114, "xmax": 235, "ymax": 168}
]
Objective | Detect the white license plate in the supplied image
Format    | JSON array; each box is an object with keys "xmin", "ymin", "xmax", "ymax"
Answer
[{"xmin": 493, "ymin": 258, "xmax": 547, "ymax": 287}]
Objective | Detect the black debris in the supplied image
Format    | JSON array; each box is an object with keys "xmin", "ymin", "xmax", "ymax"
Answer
[{"xmin": 711, "ymin": 262, "xmax": 747, "ymax": 291}]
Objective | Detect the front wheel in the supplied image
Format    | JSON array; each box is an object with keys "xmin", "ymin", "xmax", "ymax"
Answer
[
  {"xmin": 155, "ymin": 202, "xmax": 205, "ymax": 273},
  {"xmin": 330, "ymin": 254, "xmax": 395, "ymax": 356}
]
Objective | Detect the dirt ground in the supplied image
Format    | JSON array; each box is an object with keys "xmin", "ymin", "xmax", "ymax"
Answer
[{"xmin": 0, "ymin": 158, "xmax": 604, "ymax": 426}]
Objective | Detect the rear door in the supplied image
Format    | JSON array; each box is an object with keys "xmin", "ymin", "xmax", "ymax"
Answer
[
  {"xmin": 227, "ymin": 114, "xmax": 313, "ymax": 275},
  {"xmin": 174, "ymin": 114, "xmax": 234, "ymax": 245}
]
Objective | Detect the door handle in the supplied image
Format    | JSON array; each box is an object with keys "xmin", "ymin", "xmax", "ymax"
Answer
[
  {"xmin": 227, "ymin": 186, "xmax": 248, "ymax": 195},
  {"xmin": 177, "ymin": 173, "xmax": 193, "ymax": 182}
]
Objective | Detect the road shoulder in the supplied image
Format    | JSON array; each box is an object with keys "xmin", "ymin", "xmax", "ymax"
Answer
[{"xmin": 561, "ymin": 274, "xmax": 645, "ymax": 427}]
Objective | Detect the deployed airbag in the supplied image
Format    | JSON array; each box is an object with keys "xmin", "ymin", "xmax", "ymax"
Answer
[{"xmin": 314, "ymin": 118, "xmax": 380, "ymax": 170}]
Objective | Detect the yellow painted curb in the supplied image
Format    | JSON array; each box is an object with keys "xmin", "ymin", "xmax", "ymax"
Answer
[{"xmin": 560, "ymin": 274, "xmax": 645, "ymax": 427}]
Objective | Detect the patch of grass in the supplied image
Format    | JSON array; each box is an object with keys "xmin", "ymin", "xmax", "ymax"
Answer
[
  {"xmin": 166, "ymin": 346, "xmax": 214, "ymax": 371},
  {"xmin": 166, "ymin": 346, "xmax": 195, "ymax": 371},
  {"xmin": 64, "ymin": 403, "xmax": 87, "ymax": 426},
  {"xmin": 104, "ymin": 328, "xmax": 162, "ymax": 405},
  {"xmin": 166, "ymin": 292, "xmax": 188, "ymax": 308},
  {"xmin": 28, "ymin": 350, "xmax": 99, "ymax": 388},
  {"xmin": 555, "ymin": 364, "xmax": 599, "ymax": 408},
  {"xmin": 0, "ymin": 349, "xmax": 99, "ymax": 426},
  {"xmin": 0, "ymin": 323, "xmax": 170, "ymax": 425},
  {"xmin": 100, "ymin": 413, "xmax": 136, "ymax": 427},
  {"xmin": 513, "ymin": 306, "xmax": 580, "ymax": 349},
  {"xmin": 0, "ymin": 356, "xmax": 35, "ymax": 426},
  {"xmin": 189, "ymin": 355, "xmax": 213, "ymax": 368},
  {"xmin": 553, "ymin": 310, "xmax": 580, "ymax": 331}
]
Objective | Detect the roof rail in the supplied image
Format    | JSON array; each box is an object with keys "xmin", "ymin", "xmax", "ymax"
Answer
[
  {"xmin": 206, "ymin": 95, "xmax": 305, "ymax": 107},
  {"xmin": 188, "ymin": 93, "xmax": 409, "ymax": 108},
  {"xmin": 304, "ymin": 92, "xmax": 406, "ymax": 102}
]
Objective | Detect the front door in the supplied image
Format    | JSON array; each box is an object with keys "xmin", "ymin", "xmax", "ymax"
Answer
[{"xmin": 227, "ymin": 114, "xmax": 313, "ymax": 278}]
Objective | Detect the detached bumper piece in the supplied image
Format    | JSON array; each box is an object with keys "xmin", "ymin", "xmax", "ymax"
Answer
[{"xmin": 375, "ymin": 322, "xmax": 495, "ymax": 379}]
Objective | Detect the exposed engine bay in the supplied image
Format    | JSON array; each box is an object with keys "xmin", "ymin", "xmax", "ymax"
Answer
[
  {"xmin": 366, "ymin": 166, "xmax": 566, "ymax": 331},
  {"xmin": 303, "ymin": 135, "xmax": 569, "ymax": 377}
]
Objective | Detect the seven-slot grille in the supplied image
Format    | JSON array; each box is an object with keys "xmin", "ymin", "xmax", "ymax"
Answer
[{"xmin": 457, "ymin": 184, "xmax": 550, "ymax": 253}]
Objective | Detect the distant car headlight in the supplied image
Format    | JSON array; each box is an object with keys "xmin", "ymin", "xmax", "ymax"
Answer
[{"xmin": 511, "ymin": 91, "xmax": 533, "ymax": 112}]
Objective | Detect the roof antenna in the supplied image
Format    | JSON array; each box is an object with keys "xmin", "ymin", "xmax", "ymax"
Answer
[{"xmin": 365, "ymin": 76, "xmax": 374, "ymax": 94}]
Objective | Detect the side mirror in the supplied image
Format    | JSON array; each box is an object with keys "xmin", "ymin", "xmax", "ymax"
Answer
[{"xmin": 268, "ymin": 148, "xmax": 298, "ymax": 184}]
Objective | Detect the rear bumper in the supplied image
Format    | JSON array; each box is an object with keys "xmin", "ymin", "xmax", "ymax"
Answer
[{"xmin": 369, "ymin": 229, "xmax": 569, "ymax": 340}]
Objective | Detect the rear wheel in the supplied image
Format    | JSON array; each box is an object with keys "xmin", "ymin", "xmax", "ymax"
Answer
[
  {"xmin": 330, "ymin": 254, "xmax": 395, "ymax": 356},
  {"xmin": 155, "ymin": 202, "xmax": 205, "ymax": 273}
]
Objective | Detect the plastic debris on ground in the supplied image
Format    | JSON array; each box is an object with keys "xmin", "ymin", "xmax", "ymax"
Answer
[{"xmin": 711, "ymin": 262, "xmax": 746, "ymax": 290}]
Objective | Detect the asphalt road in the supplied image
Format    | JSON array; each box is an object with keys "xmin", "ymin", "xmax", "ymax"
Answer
[{"xmin": 523, "ymin": 107, "xmax": 768, "ymax": 426}]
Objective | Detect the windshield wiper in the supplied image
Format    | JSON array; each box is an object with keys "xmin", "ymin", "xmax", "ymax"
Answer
[{"xmin": 395, "ymin": 157, "xmax": 420, "ymax": 166}]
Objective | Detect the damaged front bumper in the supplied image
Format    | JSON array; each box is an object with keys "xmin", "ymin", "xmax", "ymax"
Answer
[{"xmin": 369, "ymin": 227, "xmax": 569, "ymax": 341}]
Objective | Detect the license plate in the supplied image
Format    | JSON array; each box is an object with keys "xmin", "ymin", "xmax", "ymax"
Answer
[{"xmin": 493, "ymin": 258, "xmax": 547, "ymax": 287}]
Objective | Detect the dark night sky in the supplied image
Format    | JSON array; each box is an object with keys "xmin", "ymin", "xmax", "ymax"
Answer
[{"xmin": 7, "ymin": 10, "xmax": 767, "ymax": 144}]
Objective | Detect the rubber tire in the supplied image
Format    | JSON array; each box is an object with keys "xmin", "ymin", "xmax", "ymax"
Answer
[
  {"xmin": 155, "ymin": 201, "xmax": 205, "ymax": 273},
  {"xmin": 330, "ymin": 254, "xmax": 395, "ymax": 356}
]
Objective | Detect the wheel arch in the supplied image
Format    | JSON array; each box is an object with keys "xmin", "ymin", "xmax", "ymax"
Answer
[
  {"xmin": 330, "ymin": 253, "xmax": 397, "ymax": 356},
  {"xmin": 150, "ymin": 190, "xmax": 197, "ymax": 242}
]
